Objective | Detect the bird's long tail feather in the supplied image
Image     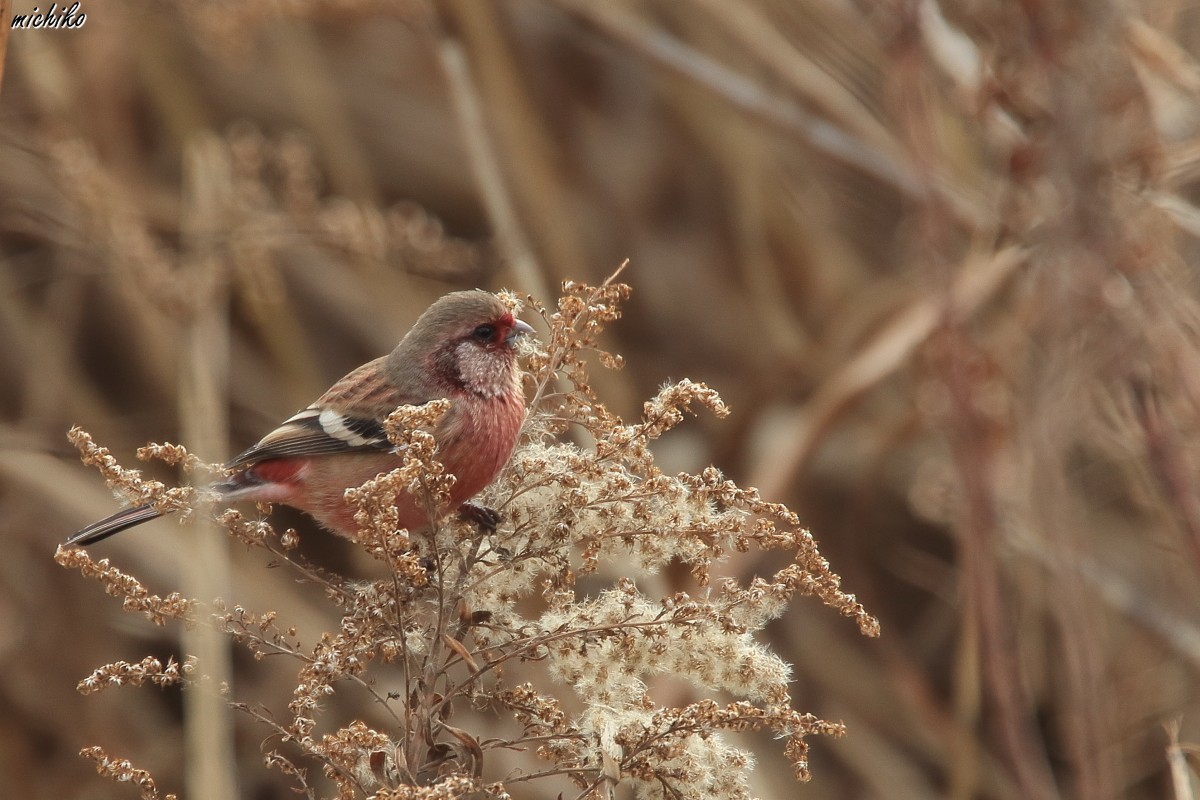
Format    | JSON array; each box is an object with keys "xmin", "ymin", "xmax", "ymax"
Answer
[{"xmin": 66, "ymin": 504, "xmax": 165, "ymax": 546}]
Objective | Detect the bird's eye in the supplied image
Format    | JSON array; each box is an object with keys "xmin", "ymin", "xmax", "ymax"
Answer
[{"xmin": 472, "ymin": 324, "xmax": 496, "ymax": 342}]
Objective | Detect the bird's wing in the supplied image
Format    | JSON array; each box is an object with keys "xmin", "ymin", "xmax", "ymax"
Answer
[{"xmin": 226, "ymin": 357, "xmax": 431, "ymax": 469}]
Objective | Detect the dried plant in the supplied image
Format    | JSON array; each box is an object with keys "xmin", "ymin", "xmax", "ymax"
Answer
[
  {"xmin": 59, "ymin": 277, "xmax": 878, "ymax": 800},
  {"xmin": 10, "ymin": 1, "xmax": 1200, "ymax": 797}
]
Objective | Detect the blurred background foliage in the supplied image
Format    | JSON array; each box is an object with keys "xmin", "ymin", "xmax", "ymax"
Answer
[{"xmin": 4, "ymin": 0, "xmax": 1200, "ymax": 798}]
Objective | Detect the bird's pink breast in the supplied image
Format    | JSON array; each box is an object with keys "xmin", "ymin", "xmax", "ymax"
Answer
[
  {"xmin": 439, "ymin": 389, "xmax": 526, "ymax": 503},
  {"xmin": 255, "ymin": 389, "xmax": 526, "ymax": 538}
]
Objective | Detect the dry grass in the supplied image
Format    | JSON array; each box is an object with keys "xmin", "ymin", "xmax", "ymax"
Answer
[{"xmin": 4, "ymin": 0, "xmax": 1200, "ymax": 798}]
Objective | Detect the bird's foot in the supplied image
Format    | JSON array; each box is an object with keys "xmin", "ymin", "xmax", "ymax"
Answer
[{"xmin": 458, "ymin": 502, "xmax": 502, "ymax": 532}]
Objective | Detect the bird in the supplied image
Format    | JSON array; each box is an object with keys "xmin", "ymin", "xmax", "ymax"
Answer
[{"xmin": 67, "ymin": 290, "xmax": 533, "ymax": 546}]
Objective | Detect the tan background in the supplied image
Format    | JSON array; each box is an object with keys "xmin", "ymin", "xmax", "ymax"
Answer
[{"xmin": 3, "ymin": 1, "xmax": 1200, "ymax": 798}]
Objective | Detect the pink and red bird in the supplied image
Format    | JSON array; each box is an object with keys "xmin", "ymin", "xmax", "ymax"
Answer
[{"xmin": 68, "ymin": 290, "xmax": 533, "ymax": 546}]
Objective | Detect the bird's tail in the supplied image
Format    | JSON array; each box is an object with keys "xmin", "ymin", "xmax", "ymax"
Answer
[{"xmin": 66, "ymin": 504, "xmax": 165, "ymax": 546}]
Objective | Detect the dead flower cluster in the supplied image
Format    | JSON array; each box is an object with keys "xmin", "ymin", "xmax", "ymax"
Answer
[{"xmin": 58, "ymin": 278, "xmax": 877, "ymax": 800}]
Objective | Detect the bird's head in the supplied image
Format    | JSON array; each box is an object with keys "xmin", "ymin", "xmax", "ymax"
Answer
[{"xmin": 390, "ymin": 290, "xmax": 534, "ymax": 398}]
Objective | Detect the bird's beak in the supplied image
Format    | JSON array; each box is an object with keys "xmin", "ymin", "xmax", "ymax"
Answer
[{"xmin": 507, "ymin": 319, "xmax": 535, "ymax": 344}]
